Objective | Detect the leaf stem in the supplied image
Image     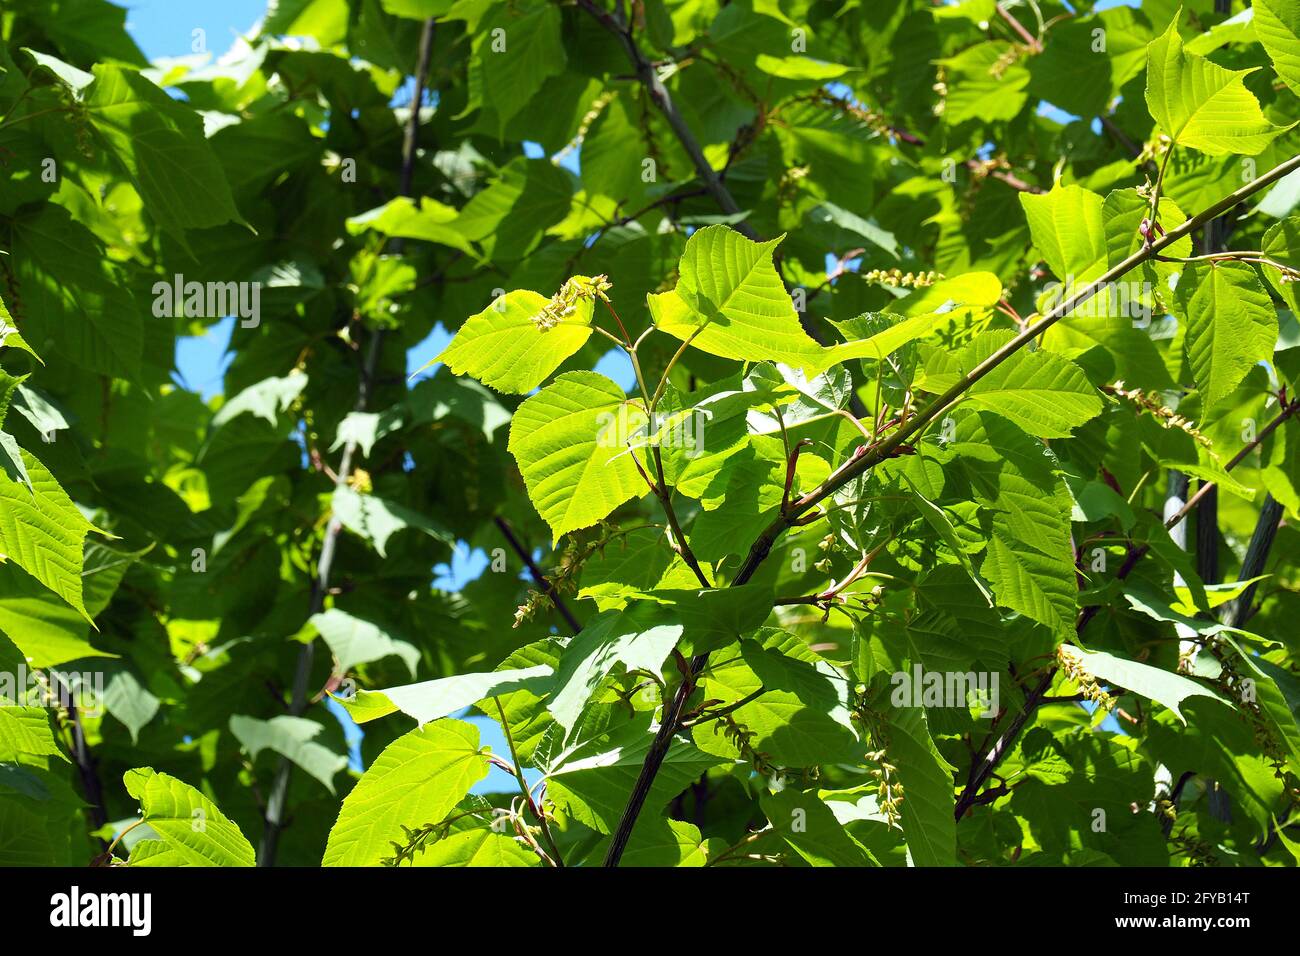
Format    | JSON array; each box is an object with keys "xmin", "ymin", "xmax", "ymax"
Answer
[{"xmin": 494, "ymin": 697, "xmax": 564, "ymax": 867}]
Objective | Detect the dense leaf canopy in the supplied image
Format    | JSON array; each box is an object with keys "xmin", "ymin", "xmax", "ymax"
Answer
[{"xmin": 1, "ymin": 0, "xmax": 1299, "ymax": 869}]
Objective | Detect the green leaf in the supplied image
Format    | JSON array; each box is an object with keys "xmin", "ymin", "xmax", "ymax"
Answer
[
  {"xmin": 331, "ymin": 486, "xmax": 454, "ymax": 557},
  {"xmin": 346, "ymin": 196, "xmax": 478, "ymax": 258},
  {"xmin": 122, "ymin": 768, "xmax": 256, "ymax": 867},
  {"xmin": 507, "ymin": 371, "xmax": 649, "ymax": 543},
  {"xmin": 322, "ymin": 719, "xmax": 490, "ymax": 866},
  {"xmin": 309, "ymin": 607, "xmax": 421, "ymax": 678},
  {"xmin": 645, "ymin": 584, "xmax": 775, "ymax": 656},
  {"xmin": 1020, "ymin": 184, "xmax": 1108, "ymax": 284},
  {"xmin": 923, "ymin": 332, "xmax": 1103, "ymax": 438},
  {"xmin": 408, "ymin": 825, "xmax": 539, "ymax": 867},
  {"xmin": 806, "ymin": 202, "xmax": 898, "ymax": 257},
  {"xmin": 883, "ymin": 705, "xmax": 957, "ymax": 866},
  {"xmin": 433, "ymin": 289, "xmax": 594, "ymax": 394},
  {"xmin": 22, "ymin": 48, "xmax": 95, "ymax": 92},
  {"xmin": 939, "ymin": 41, "xmax": 1029, "ymax": 124},
  {"xmin": 814, "ymin": 272, "xmax": 1003, "ymax": 371},
  {"xmin": 1144, "ymin": 17, "xmax": 1290, "ymax": 155},
  {"xmin": 754, "ymin": 53, "xmax": 854, "ymax": 81},
  {"xmin": 548, "ymin": 605, "xmax": 682, "ymax": 735},
  {"xmin": 0, "ymin": 447, "xmax": 97, "ymax": 620},
  {"xmin": 0, "ymin": 433, "xmax": 31, "ymax": 493},
  {"xmin": 0, "ymin": 297, "xmax": 37, "ymax": 362},
  {"xmin": 1026, "ymin": 7, "xmax": 1152, "ymax": 118},
  {"xmin": 981, "ymin": 481, "xmax": 1077, "ymax": 638},
  {"xmin": 618, "ymin": 817, "xmax": 719, "ymax": 867},
  {"xmin": 211, "ymin": 372, "xmax": 308, "ymax": 429},
  {"xmin": 453, "ymin": 159, "xmax": 572, "ymax": 262},
  {"xmin": 10, "ymin": 386, "xmax": 68, "ymax": 442},
  {"xmin": 229, "ymin": 715, "xmax": 348, "ymax": 794},
  {"xmin": 696, "ymin": 630, "xmax": 860, "ymax": 767},
  {"xmin": 650, "ymin": 225, "xmax": 822, "ymax": 368},
  {"xmin": 760, "ymin": 789, "xmax": 878, "ymax": 866},
  {"xmin": 902, "ymin": 473, "xmax": 993, "ymax": 604},
  {"xmin": 1253, "ymin": 0, "xmax": 1300, "ymax": 96},
  {"xmin": 1174, "ymin": 261, "xmax": 1277, "ymax": 410},
  {"xmin": 1262, "ymin": 216, "xmax": 1300, "ymax": 316},
  {"xmin": 0, "ymin": 707, "xmax": 67, "ymax": 762},
  {"xmin": 342, "ymin": 666, "xmax": 554, "ymax": 726},
  {"xmin": 99, "ymin": 667, "xmax": 159, "ymax": 744},
  {"xmin": 84, "ymin": 65, "xmax": 245, "ymax": 237},
  {"xmin": 0, "ymin": 562, "xmax": 113, "ymax": 668},
  {"xmin": 545, "ymin": 713, "xmax": 729, "ymax": 834},
  {"xmin": 8, "ymin": 205, "xmax": 141, "ymax": 377},
  {"xmin": 380, "ymin": 0, "xmax": 454, "ymax": 18},
  {"xmin": 475, "ymin": 1, "xmax": 566, "ymax": 136},
  {"xmin": 1063, "ymin": 646, "xmax": 1227, "ymax": 723},
  {"xmin": 261, "ymin": 0, "xmax": 350, "ymax": 44}
]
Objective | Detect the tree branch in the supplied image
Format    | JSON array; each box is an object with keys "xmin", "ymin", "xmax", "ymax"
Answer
[
  {"xmin": 600, "ymin": 151, "xmax": 1300, "ymax": 864},
  {"xmin": 1223, "ymin": 494, "xmax": 1284, "ymax": 629},
  {"xmin": 732, "ymin": 151, "xmax": 1300, "ymax": 588},
  {"xmin": 58, "ymin": 676, "xmax": 107, "ymax": 851},
  {"xmin": 958, "ymin": 396, "xmax": 1297, "ymax": 817},
  {"xmin": 591, "ymin": 103, "xmax": 1300, "ymax": 864},
  {"xmin": 575, "ymin": 0, "xmax": 756, "ymax": 240},
  {"xmin": 576, "ymin": 0, "xmax": 872, "ymax": 418},
  {"xmin": 997, "ymin": 3, "xmax": 1042, "ymax": 51},
  {"xmin": 494, "ymin": 516, "xmax": 581, "ymax": 634},
  {"xmin": 258, "ymin": 16, "xmax": 438, "ymax": 867}
]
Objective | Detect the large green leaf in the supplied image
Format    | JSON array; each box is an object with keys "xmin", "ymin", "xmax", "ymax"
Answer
[
  {"xmin": 323, "ymin": 719, "xmax": 490, "ymax": 866},
  {"xmin": 0, "ymin": 562, "xmax": 112, "ymax": 668},
  {"xmin": 84, "ymin": 65, "xmax": 244, "ymax": 237},
  {"xmin": 545, "ymin": 713, "xmax": 730, "ymax": 834},
  {"xmin": 760, "ymin": 788, "xmax": 878, "ymax": 866},
  {"xmin": 229, "ymin": 715, "xmax": 348, "ymax": 794},
  {"xmin": 507, "ymin": 371, "xmax": 649, "ymax": 543},
  {"xmin": 1254, "ymin": 0, "xmax": 1300, "ymax": 96},
  {"xmin": 0, "ymin": 707, "xmax": 67, "ymax": 761},
  {"xmin": 211, "ymin": 372, "xmax": 307, "ymax": 429},
  {"xmin": 814, "ymin": 273, "xmax": 1003, "ymax": 371},
  {"xmin": 475, "ymin": 1, "xmax": 566, "ymax": 135},
  {"xmin": 342, "ymin": 666, "xmax": 555, "ymax": 725},
  {"xmin": 1144, "ymin": 18, "xmax": 1289, "ymax": 155},
  {"xmin": 122, "ymin": 768, "xmax": 256, "ymax": 867},
  {"xmin": 1174, "ymin": 261, "xmax": 1277, "ymax": 410},
  {"xmin": 548, "ymin": 605, "xmax": 682, "ymax": 734},
  {"xmin": 923, "ymin": 332, "xmax": 1103, "ymax": 438},
  {"xmin": 650, "ymin": 225, "xmax": 822, "ymax": 368},
  {"xmin": 331, "ymin": 486, "xmax": 454, "ymax": 557},
  {"xmin": 346, "ymin": 196, "xmax": 478, "ymax": 257},
  {"xmin": 695, "ymin": 630, "xmax": 860, "ymax": 767},
  {"xmin": 617, "ymin": 817, "xmax": 720, "ymax": 867},
  {"xmin": 0, "ymin": 448, "xmax": 97, "ymax": 620},
  {"xmin": 0, "ymin": 295, "xmax": 37, "ymax": 361},
  {"xmin": 1062, "ymin": 646, "xmax": 1227, "ymax": 723},
  {"xmin": 8, "ymin": 205, "xmax": 141, "ymax": 377},
  {"xmin": 1262, "ymin": 216, "xmax": 1300, "ymax": 315},
  {"xmin": 309, "ymin": 607, "xmax": 421, "ymax": 678},
  {"xmin": 1020, "ymin": 184, "xmax": 1108, "ymax": 284},
  {"xmin": 979, "ymin": 471, "xmax": 1077, "ymax": 637},
  {"xmin": 409, "ymin": 825, "xmax": 540, "ymax": 867},
  {"xmin": 883, "ymin": 705, "xmax": 957, "ymax": 866},
  {"xmin": 433, "ymin": 289, "xmax": 593, "ymax": 394}
]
